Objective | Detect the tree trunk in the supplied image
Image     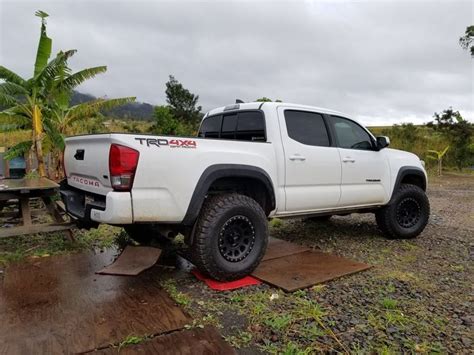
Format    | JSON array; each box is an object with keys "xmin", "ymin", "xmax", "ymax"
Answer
[{"xmin": 32, "ymin": 105, "xmax": 47, "ymax": 177}]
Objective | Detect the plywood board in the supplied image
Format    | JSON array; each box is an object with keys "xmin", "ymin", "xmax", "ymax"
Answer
[
  {"xmin": 94, "ymin": 326, "xmax": 236, "ymax": 355},
  {"xmin": 97, "ymin": 246, "xmax": 162, "ymax": 276},
  {"xmin": 0, "ymin": 250, "xmax": 190, "ymax": 354},
  {"xmin": 262, "ymin": 237, "xmax": 310, "ymax": 261},
  {"xmin": 253, "ymin": 250, "xmax": 371, "ymax": 292}
]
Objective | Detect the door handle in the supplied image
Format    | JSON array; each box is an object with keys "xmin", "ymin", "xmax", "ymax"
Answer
[
  {"xmin": 342, "ymin": 157, "xmax": 355, "ymax": 163},
  {"xmin": 289, "ymin": 155, "xmax": 306, "ymax": 161}
]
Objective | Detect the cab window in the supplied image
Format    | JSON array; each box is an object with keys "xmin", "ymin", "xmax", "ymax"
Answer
[
  {"xmin": 198, "ymin": 111, "xmax": 266, "ymax": 142},
  {"xmin": 330, "ymin": 116, "xmax": 374, "ymax": 150},
  {"xmin": 198, "ymin": 115, "xmax": 222, "ymax": 138}
]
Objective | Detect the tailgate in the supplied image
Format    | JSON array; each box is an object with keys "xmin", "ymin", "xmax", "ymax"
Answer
[{"xmin": 64, "ymin": 134, "xmax": 113, "ymax": 195}]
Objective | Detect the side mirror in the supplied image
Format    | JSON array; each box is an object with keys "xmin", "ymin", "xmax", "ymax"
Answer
[{"xmin": 376, "ymin": 136, "xmax": 390, "ymax": 150}]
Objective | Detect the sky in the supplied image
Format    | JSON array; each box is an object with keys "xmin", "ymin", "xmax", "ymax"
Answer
[{"xmin": 0, "ymin": 0, "xmax": 473, "ymax": 125}]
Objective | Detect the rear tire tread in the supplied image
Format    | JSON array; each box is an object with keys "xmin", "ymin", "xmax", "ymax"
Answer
[{"xmin": 192, "ymin": 193, "xmax": 268, "ymax": 281}]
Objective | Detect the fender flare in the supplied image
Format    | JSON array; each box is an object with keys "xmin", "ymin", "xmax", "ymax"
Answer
[
  {"xmin": 391, "ymin": 166, "xmax": 427, "ymax": 199},
  {"xmin": 181, "ymin": 164, "xmax": 276, "ymax": 226}
]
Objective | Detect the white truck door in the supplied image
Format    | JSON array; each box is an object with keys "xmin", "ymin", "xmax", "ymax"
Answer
[
  {"xmin": 277, "ymin": 108, "xmax": 342, "ymax": 212},
  {"xmin": 328, "ymin": 115, "xmax": 390, "ymax": 206}
]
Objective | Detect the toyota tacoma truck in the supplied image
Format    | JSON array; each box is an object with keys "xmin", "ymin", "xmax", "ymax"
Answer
[{"xmin": 60, "ymin": 102, "xmax": 430, "ymax": 280}]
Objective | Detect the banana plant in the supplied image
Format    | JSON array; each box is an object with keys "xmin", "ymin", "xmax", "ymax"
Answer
[
  {"xmin": 426, "ymin": 146, "xmax": 449, "ymax": 176},
  {"xmin": 0, "ymin": 10, "xmax": 135, "ymax": 178}
]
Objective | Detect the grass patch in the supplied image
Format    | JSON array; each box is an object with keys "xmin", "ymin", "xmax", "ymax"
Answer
[
  {"xmin": 0, "ymin": 224, "xmax": 122, "ymax": 268},
  {"xmin": 160, "ymin": 279, "xmax": 192, "ymax": 308},
  {"xmin": 380, "ymin": 297, "xmax": 398, "ymax": 310},
  {"xmin": 224, "ymin": 330, "xmax": 253, "ymax": 349},
  {"xmin": 118, "ymin": 334, "xmax": 147, "ymax": 350}
]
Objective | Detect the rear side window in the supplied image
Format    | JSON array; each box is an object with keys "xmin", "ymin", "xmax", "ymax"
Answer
[
  {"xmin": 198, "ymin": 115, "xmax": 221, "ymax": 138},
  {"xmin": 284, "ymin": 110, "xmax": 330, "ymax": 147},
  {"xmin": 198, "ymin": 111, "xmax": 266, "ymax": 142},
  {"xmin": 221, "ymin": 114, "xmax": 237, "ymax": 139},
  {"xmin": 236, "ymin": 112, "xmax": 265, "ymax": 141}
]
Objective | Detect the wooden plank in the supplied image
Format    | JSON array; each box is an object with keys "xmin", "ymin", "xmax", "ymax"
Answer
[
  {"xmin": 0, "ymin": 177, "xmax": 58, "ymax": 192},
  {"xmin": 97, "ymin": 246, "xmax": 162, "ymax": 276},
  {"xmin": 94, "ymin": 326, "xmax": 236, "ymax": 355},
  {"xmin": 0, "ymin": 250, "xmax": 191, "ymax": 354},
  {"xmin": 41, "ymin": 196, "xmax": 64, "ymax": 223},
  {"xmin": 19, "ymin": 198, "xmax": 31, "ymax": 226},
  {"xmin": 262, "ymin": 237, "xmax": 310, "ymax": 261},
  {"xmin": 253, "ymin": 250, "xmax": 371, "ymax": 292},
  {"xmin": 0, "ymin": 222, "xmax": 76, "ymax": 239}
]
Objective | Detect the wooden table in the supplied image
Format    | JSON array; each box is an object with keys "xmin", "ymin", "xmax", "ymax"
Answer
[{"xmin": 0, "ymin": 177, "xmax": 75, "ymax": 239}]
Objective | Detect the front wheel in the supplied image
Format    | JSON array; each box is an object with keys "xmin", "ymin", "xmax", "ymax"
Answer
[
  {"xmin": 375, "ymin": 184, "xmax": 430, "ymax": 239},
  {"xmin": 191, "ymin": 193, "xmax": 268, "ymax": 281}
]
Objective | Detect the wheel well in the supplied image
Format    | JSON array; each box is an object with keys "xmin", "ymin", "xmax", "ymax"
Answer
[
  {"xmin": 207, "ymin": 177, "xmax": 274, "ymax": 215},
  {"xmin": 400, "ymin": 174, "xmax": 426, "ymax": 191}
]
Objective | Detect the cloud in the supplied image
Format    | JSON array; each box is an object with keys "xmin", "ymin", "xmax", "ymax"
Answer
[{"xmin": 1, "ymin": 0, "xmax": 472, "ymax": 125}]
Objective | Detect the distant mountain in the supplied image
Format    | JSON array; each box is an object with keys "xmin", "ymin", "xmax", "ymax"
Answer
[{"xmin": 71, "ymin": 91, "xmax": 154, "ymax": 121}]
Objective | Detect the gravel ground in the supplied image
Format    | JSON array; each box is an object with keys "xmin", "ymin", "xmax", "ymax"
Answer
[
  {"xmin": 1, "ymin": 173, "xmax": 472, "ymax": 353},
  {"xmin": 165, "ymin": 173, "xmax": 473, "ymax": 354}
]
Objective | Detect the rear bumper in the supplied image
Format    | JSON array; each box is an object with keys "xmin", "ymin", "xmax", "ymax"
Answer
[{"xmin": 60, "ymin": 181, "xmax": 133, "ymax": 225}]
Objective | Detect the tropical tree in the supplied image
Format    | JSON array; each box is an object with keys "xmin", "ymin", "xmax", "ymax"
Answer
[
  {"xmin": 426, "ymin": 146, "xmax": 449, "ymax": 176},
  {"xmin": 0, "ymin": 10, "xmax": 135, "ymax": 178},
  {"xmin": 459, "ymin": 25, "xmax": 474, "ymax": 57},
  {"xmin": 255, "ymin": 97, "xmax": 282, "ymax": 102},
  {"xmin": 165, "ymin": 75, "xmax": 202, "ymax": 126},
  {"xmin": 0, "ymin": 10, "xmax": 59, "ymax": 176},
  {"xmin": 428, "ymin": 108, "xmax": 474, "ymax": 170},
  {"xmin": 149, "ymin": 105, "xmax": 194, "ymax": 136}
]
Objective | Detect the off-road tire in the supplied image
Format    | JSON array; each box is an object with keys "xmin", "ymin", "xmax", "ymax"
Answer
[
  {"xmin": 124, "ymin": 225, "xmax": 172, "ymax": 246},
  {"xmin": 375, "ymin": 184, "xmax": 430, "ymax": 239},
  {"xmin": 191, "ymin": 193, "xmax": 268, "ymax": 281}
]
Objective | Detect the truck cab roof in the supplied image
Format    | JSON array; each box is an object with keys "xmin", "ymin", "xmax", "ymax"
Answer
[{"xmin": 206, "ymin": 101, "xmax": 347, "ymax": 118}]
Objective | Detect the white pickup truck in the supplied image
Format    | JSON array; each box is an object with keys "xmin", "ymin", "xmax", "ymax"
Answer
[{"xmin": 61, "ymin": 102, "xmax": 430, "ymax": 280}]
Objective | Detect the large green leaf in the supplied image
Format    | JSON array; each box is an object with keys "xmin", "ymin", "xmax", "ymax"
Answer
[
  {"xmin": 4, "ymin": 140, "xmax": 32, "ymax": 160},
  {"xmin": 0, "ymin": 92, "xmax": 18, "ymax": 107},
  {"xmin": 0, "ymin": 82, "xmax": 28, "ymax": 96},
  {"xmin": 43, "ymin": 117, "xmax": 65, "ymax": 150},
  {"xmin": 34, "ymin": 50, "xmax": 77, "ymax": 88},
  {"xmin": 0, "ymin": 66, "xmax": 26, "ymax": 86},
  {"xmin": 34, "ymin": 12, "xmax": 52, "ymax": 77},
  {"xmin": 61, "ymin": 66, "xmax": 107, "ymax": 90},
  {"xmin": 66, "ymin": 97, "xmax": 136, "ymax": 124}
]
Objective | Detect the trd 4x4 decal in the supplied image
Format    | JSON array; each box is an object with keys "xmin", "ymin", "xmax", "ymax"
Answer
[{"xmin": 135, "ymin": 137, "xmax": 197, "ymax": 148}]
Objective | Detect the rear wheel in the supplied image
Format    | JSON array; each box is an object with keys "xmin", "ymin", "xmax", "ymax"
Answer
[
  {"xmin": 375, "ymin": 184, "xmax": 430, "ymax": 239},
  {"xmin": 191, "ymin": 193, "xmax": 268, "ymax": 281}
]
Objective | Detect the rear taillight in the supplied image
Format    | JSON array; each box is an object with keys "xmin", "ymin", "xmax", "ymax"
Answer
[{"xmin": 109, "ymin": 144, "xmax": 139, "ymax": 191}]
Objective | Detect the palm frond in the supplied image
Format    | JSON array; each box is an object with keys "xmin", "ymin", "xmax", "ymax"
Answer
[
  {"xmin": 0, "ymin": 66, "xmax": 26, "ymax": 86},
  {"xmin": 60, "ymin": 66, "xmax": 107, "ymax": 91},
  {"xmin": 0, "ymin": 82, "xmax": 28, "ymax": 96},
  {"xmin": 66, "ymin": 97, "xmax": 136, "ymax": 124},
  {"xmin": 34, "ymin": 50, "xmax": 77, "ymax": 88},
  {"xmin": 0, "ymin": 112, "xmax": 30, "ymax": 133},
  {"xmin": 4, "ymin": 140, "xmax": 32, "ymax": 160},
  {"xmin": 0, "ymin": 92, "xmax": 18, "ymax": 107},
  {"xmin": 34, "ymin": 14, "xmax": 52, "ymax": 77},
  {"xmin": 43, "ymin": 118, "xmax": 65, "ymax": 150}
]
